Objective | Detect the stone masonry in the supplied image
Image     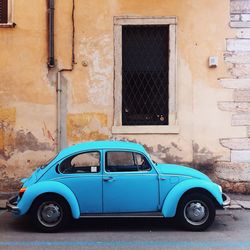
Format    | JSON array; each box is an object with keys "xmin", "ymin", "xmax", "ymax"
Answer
[{"xmin": 216, "ymin": 0, "xmax": 250, "ymax": 193}]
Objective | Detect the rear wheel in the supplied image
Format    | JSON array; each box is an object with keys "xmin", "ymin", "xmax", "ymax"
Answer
[
  {"xmin": 31, "ymin": 194, "xmax": 71, "ymax": 232},
  {"xmin": 176, "ymin": 193, "xmax": 215, "ymax": 231}
]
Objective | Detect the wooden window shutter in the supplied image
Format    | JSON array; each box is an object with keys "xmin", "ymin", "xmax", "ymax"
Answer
[{"xmin": 0, "ymin": 0, "xmax": 8, "ymax": 23}]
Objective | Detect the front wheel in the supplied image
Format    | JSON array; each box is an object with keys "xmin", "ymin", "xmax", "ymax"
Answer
[
  {"xmin": 176, "ymin": 193, "xmax": 215, "ymax": 231},
  {"xmin": 31, "ymin": 194, "xmax": 71, "ymax": 232}
]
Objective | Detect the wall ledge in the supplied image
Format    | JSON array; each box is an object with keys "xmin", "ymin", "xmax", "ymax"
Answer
[
  {"xmin": 0, "ymin": 22, "xmax": 16, "ymax": 28},
  {"xmin": 112, "ymin": 125, "xmax": 180, "ymax": 134}
]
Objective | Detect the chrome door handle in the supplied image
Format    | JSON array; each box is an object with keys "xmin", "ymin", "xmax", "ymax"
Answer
[
  {"xmin": 103, "ymin": 177, "xmax": 115, "ymax": 182},
  {"xmin": 159, "ymin": 177, "xmax": 167, "ymax": 181}
]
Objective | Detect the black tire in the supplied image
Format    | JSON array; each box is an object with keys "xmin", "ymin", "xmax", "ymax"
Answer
[
  {"xmin": 176, "ymin": 193, "xmax": 215, "ymax": 231},
  {"xmin": 30, "ymin": 194, "xmax": 71, "ymax": 233}
]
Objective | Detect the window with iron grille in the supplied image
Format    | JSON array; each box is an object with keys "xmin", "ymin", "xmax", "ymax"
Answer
[
  {"xmin": 122, "ymin": 25, "xmax": 169, "ymax": 125},
  {"xmin": 113, "ymin": 17, "xmax": 177, "ymax": 133},
  {"xmin": 0, "ymin": 0, "xmax": 8, "ymax": 23},
  {"xmin": 0, "ymin": 0, "xmax": 14, "ymax": 27}
]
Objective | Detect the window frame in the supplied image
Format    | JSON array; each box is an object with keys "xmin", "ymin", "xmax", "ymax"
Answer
[
  {"xmin": 104, "ymin": 150, "xmax": 152, "ymax": 173},
  {"xmin": 112, "ymin": 16, "xmax": 178, "ymax": 134},
  {"xmin": 0, "ymin": 0, "xmax": 14, "ymax": 28},
  {"xmin": 58, "ymin": 150, "xmax": 101, "ymax": 175}
]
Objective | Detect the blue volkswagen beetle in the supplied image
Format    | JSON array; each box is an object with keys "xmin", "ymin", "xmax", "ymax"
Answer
[{"xmin": 7, "ymin": 140, "xmax": 230, "ymax": 232}]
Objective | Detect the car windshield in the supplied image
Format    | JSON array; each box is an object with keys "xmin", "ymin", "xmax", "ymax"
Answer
[{"xmin": 40, "ymin": 154, "xmax": 58, "ymax": 169}]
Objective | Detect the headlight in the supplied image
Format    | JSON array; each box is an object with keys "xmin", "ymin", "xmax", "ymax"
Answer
[{"xmin": 218, "ymin": 185, "xmax": 222, "ymax": 193}]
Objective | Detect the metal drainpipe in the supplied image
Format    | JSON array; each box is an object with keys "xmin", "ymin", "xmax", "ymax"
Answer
[
  {"xmin": 56, "ymin": 71, "xmax": 62, "ymax": 152},
  {"xmin": 56, "ymin": 0, "xmax": 76, "ymax": 152},
  {"xmin": 48, "ymin": 0, "xmax": 55, "ymax": 68}
]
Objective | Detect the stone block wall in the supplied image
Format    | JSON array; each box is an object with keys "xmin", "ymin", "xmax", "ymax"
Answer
[{"xmin": 216, "ymin": 0, "xmax": 250, "ymax": 193}]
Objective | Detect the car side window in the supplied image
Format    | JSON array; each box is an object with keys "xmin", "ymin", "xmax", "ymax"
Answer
[
  {"xmin": 106, "ymin": 151, "xmax": 151, "ymax": 172},
  {"xmin": 59, "ymin": 151, "xmax": 100, "ymax": 174}
]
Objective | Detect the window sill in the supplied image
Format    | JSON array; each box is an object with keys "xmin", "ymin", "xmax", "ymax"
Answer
[
  {"xmin": 0, "ymin": 22, "xmax": 16, "ymax": 28},
  {"xmin": 112, "ymin": 125, "xmax": 180, "ymax": 134}
]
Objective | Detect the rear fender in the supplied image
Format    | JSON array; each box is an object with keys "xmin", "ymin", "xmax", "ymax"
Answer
[
  {"xmin": 161, "ymin": 179, "xmax": 222, "ymax": 218},
  {"xmin": 17, "ymin": 181, "xmax": 80, "ymax": 219}
]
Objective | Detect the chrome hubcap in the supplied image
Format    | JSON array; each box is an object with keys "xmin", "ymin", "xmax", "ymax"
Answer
[
  {"xmin": 184, "ymin": 200, "xmax": 209, "ymax": 226},
  {"xmin": 37, "ymin": 202, "xmax": 62, "ymax": 227}
]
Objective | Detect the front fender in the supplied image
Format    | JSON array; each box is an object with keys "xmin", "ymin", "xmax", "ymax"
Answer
[
  {"xmin": 161, "ymin": 179, "xmax": 222, "ymax": 218},
  {"xmin": 17, "ymin": 181, "xmax": 80, "ymax": 219}
]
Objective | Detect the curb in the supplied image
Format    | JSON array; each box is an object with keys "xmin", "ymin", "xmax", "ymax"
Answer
[
  {"xmin": 0, "ymin": 192, "xmax": 17, "ymax": 209},
  {"xmin": 0, "ymin": 200, "xmax": 7, "ymax": 209}
]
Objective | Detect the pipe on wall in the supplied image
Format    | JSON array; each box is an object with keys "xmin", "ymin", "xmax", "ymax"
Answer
[
  {"xmin": 48, "ymin": 0, "xmax": 55, "ymax": 68},
  {"xmin": 56, "ymin": 0, "xmax": 76, "ymax": 152}
]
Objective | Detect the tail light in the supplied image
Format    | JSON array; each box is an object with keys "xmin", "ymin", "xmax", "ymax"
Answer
[{"xmin": 18, "ymin": 187, "xmax": 26, "ymax": 199}]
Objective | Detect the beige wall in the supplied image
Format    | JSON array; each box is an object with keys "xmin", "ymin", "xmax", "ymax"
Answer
[{"xmin": 0, "ymin": 0, "xmax": 247, "ymax": 192}]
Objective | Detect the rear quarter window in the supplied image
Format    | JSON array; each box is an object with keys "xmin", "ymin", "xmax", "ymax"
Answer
[{"xmin": 59, "ymin": 151, "xmax": 100, "ymax": 174}]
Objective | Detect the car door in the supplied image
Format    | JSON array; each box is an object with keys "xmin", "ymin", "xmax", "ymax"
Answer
[
  {"xmin": 56, "ymin": 151, "xmax": 102, "ymax": 214},
  {"xmin": 103, "ymin": 150, "xmax": 159, "ymax": 213}
]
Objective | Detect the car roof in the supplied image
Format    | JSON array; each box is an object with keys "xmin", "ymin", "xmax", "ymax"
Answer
[{"xmin": 57, "ymin": 140, "xmax": 148, "ymax": 159}]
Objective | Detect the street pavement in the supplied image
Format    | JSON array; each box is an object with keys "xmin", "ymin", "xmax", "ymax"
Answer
[{"xmin": 0, "ymin": 209, "xmax": 250, "ymax": 250}]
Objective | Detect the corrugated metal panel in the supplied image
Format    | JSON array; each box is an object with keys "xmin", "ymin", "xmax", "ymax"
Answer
[{"xmin": 0, "ymin": 0, "xmax": 8, "ymax": 23}]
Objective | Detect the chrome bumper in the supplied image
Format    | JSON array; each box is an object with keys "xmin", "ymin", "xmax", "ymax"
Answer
[
  {"xmin": 6, "ymin": 195, "xmax": 19, "ymax": 214},
  {"xmin": 222, "ymin": 193, "xmax": 231, "ymax": 207}
]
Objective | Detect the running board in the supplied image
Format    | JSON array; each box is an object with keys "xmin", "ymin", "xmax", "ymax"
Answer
[{"xmin": 80, "ymin": 212, "xmax": 163, "ymax": 218}]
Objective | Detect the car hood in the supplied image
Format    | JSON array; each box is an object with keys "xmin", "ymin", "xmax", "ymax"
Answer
[{"xmin": 156, "ymin": 163, "xmax": 211, "ymax": 181}]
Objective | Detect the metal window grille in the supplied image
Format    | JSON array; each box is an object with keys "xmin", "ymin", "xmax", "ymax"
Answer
[
  {"xmin": 0, "ymin": 0, "xmax": 8, "ymax": 23},
  {"xmin": 122, "ymin": 25, "xmax": 169, "ymax": 126}
]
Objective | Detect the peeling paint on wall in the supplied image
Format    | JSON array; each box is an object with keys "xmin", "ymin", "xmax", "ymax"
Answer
[
  {"xmin": 0, "ymin": 107, "xmax": 16, "ymax": 160},
  {"xmin": 79, "ymin": 35, "xmax": 113, "ymax": 106},
  {"xmin": 0, "ymin": 150, "xmax": 55, "ymax": 192},
  {"xmin": 0, "ymin": 107, "xmax": 54, "ymax": 160},
  {"xmin": 67, "ymin": 113, "xmax": 109, "ymax": 142},
  {"xmin": 15, "ymin": 130, "xmax": 52, "ymax": 153},
  {"xmin": 0, "ymin": 107, "xmax": 55, "ymax": 192}
]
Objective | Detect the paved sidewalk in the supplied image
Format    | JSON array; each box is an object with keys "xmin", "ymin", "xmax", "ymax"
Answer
[
  {"xmin": 224, "ymin": 193, "xmax": 250, "ymax": 210},
  {"xmin": 0, "ymin": 200, "xmax": 6, "ymax": 209},
  {"xmin": 0, "ymin": 192, "xmax": 17, "ymax": 209}
]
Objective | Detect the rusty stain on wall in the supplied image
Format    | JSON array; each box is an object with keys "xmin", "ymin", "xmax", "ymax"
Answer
[
  {"xmin": 0, "ymin": 107, "xmax": 16, "ymax": 160},
  {"xmin": 67, "ymin": 113, "xmax": 109, "ymax": 142},
  {"xmin": 42, "ymin": 122, "xmax": 56, "ymax": 147}
]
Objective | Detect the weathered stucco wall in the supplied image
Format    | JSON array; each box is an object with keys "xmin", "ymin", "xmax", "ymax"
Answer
[
  {"xmin": 0, "ymin": 0, "xmax": 57, "ymax": 191},
  {"xmin": 0, "ymin": 0, "xmax": 249, "ymax": 193}
]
